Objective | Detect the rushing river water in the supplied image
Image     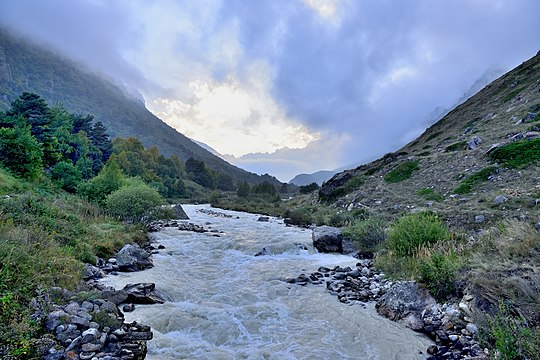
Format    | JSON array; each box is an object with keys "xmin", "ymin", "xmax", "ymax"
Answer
[{"xmin": 101, "ymin": 205, "xmax": 432, "ymax": 359}]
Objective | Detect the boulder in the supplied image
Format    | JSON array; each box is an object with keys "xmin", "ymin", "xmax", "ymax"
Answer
[
  {"xmin": 122, "ymin": 283, "xmax": 165, "ymax": 304},
  {"xmin": 376, "ymin": 281, "xmax": 436, "ymax": 331},
  {"xmin": 116, "ymin": 244, "xmax": 153, "ymax": 272},
  {"xmin": 467, "ymin": 137, "xmax": 482, "ymax": 149},
  {"xmin": 172, "ymin": 204, "xmax": 189, "ymax": 220},
  {"xmin": 493, "ymin": 195, "xmax": 508, "ymax": 206},
  {"xmin": 318, "ymin": 171, "xmax": 354, "ymax": 199},
  {"xmin": 312, "ymin": 226, "xmax": 343, "ymax": 253},
  {"xmin": 82, "ymin": 264, "xmax": 106, "ymax": 281},
  {"xmin": 257, "ymin": 216, "xmax": 270, "ymax": 222}
]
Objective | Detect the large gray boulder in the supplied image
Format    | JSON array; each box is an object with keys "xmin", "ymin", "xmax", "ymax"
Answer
[
  {"xmin": 376, "ymin": 282, "xmax": 436, "ymax": 331},
  {"xmin": 116, "ymin": 244, "xmax": 153, "ymax": 272},
  {"xmin": 312, "ymin": 226, "xmax": 343, "ymax": 253},
  {"xmin": 172, "ymin": 204, "xmax": 189, "ymax": 220}
]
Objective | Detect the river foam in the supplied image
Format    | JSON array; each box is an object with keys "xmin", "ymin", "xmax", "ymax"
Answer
[{"xmin": 100, "ymin": 205, "xmax": 432, "ymax": 359}]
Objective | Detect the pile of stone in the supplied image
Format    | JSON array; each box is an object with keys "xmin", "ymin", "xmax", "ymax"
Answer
[
  {"xmin": 42, "ymin": 298, "xmax": 151, "ymax": 360},
  {"xmin": 197, "ymin": 208, "xmax": 233, "ymax": 218},
  {"xmin": 376, "ymin": 282, "xmax": 487, "ymax": 359},
  {"xmin": 286, "ymin": 259, "xmax": 390, "ymax": 304}
]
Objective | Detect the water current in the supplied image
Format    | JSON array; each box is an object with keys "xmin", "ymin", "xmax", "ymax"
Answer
[{"xmin": 101, "ymin": 205, "xmax": 432, "ymax": 359}]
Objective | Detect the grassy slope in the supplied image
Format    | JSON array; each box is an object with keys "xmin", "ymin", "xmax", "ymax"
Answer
[
  {"xmin": 0, "ymin": 168, "xmax": 146, "ymax": 355},
  {"xmin": 0, "ymin": 29, "xmax": 280, "ymax": 186}
]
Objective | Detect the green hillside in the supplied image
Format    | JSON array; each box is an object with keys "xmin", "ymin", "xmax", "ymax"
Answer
[{"xmin": 0, "ymin": 29, "xmax": 280, "ymax": 186}]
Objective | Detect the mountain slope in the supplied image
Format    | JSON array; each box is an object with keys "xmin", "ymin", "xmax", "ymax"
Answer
[
  {"xmin": 0, "ymin": 30, "xmax": 280, "ymax": 185},
  {"xmin": 320, "ymin": 51, "xmax": 540, "ymax": 229}
]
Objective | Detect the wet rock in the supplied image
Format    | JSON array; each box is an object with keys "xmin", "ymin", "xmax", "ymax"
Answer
[
  {"xmin": 255, "ymin": 247, "xmax": 270, "ymax": 256},
  {"xmin": 83, "ymin": 264, "xmax": 106, "ymax": 280},
  {"xmin": 123, "ymin": 304, "xmax": 135, "ymax": 312},
  {"xmin": 376, "ymin": 282, "xmax": 436, "ymax": 331},
  {"xmin": 122, "ymin": 283, "xmax": 165, "ymax": 304},
  {"xmin": 257, "ymin": 216, "xmax": 270, "ymax": 222},
  {"xmin": 116, "ymin": 244, "xmax": 153, "ymax": 272},
  {"xmin": 312, "ymin": 226, "xmax": 343, "ymax": 253}
]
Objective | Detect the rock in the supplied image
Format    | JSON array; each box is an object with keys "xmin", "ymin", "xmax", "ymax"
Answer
[
  {"xmin": 467, "ymin": 137, "xmax": 483, "ymax": 149},
  {"xmin": 255, "ymin": 247, "xmax": 270, "ymax": 256},
  {"xmin": 172, "ymin": 204, "xmax": 189, "ymax": 219},
  {"xmin": 312, "ymin": 226, "xmax": 343, "ymax": 253},
  {"xmin": 46, "ymin": 310, "xmax": 69, "ymax": 331},
  {"xmin": 493, "ymin": 195, "xmax": 508, "ymax": 206},
  {"xmin": 257, "ymin": 216, "xmax": 270, "ymax": 222},
  {"xmin": 485, "ymin": 143, "xmax": 500, "ymax": 155},
  {"xmin": 474, "ymin": 215, "xmax": 485, "ymax": 223},
  {"xmin": 82, "ymin": 264, "xmax": 106, "ymax": 280},
  {"xmin": 116, "ymin": 244, "xmax": 153, "ymax": 272},
  {"xmin": 122, "ymin": 283, "xmax": 165, "ymax": 304},
  {"xmin": 123, "ymin": 304, "xmax": 135, "ymax": 312},
  {"xmin": 466, "ymin": 323, "xmax": 478, "ymax": 334},
  {"xmin": 376, "ymin": 282, "xmax": 436, "ymax": 331},
  {"xmin": 522, "ymin": 112, "xmax": 537, "ymax": 122},
  {"xmin": 81, "ymin": 328, "xmax": 99, "ymax": 343},
  {"xmin": 341, "ymin": 237, "xmax": 357, "ymax": 255}
]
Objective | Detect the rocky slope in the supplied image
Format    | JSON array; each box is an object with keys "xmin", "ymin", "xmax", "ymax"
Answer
[{"xmin": 321, "ymin": 50, "xmax": 540, "ymax": 230}]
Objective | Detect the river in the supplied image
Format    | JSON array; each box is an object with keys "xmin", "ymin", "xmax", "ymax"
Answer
[{"xmin": 100, "ymin": 204, "xmax": 432, "ymax": 359}]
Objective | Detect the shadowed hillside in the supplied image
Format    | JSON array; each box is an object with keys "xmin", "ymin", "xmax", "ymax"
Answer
[{"xmin": 0, "ymin": 30, "xmax": 280, "ymax": 186}]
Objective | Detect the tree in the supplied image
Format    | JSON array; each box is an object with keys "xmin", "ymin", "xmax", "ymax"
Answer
[
  {"xmin": 51, "ymin": 161, "xmax": 82, "ymax": 193},
  {"xmin": 237, "ymin": 181, "xmax": 250, "ymax": 197},
  {"xmin": 299, "ymin": 182, "xmax": 320, "ymax": 194},
  {"xmin": 77, "ymin": 161, "xmax": 125, "ymax": 204},
  {"xmin": 185, "ymin": 158, "xmax": 216, "ymax": 188},
  {"xmin": 89, "ymin": 121, "xmax": 113, "ymax": 164},
  {"xmin": 0, "ymin": 126, "xmax": 43, "ymax": 179}
]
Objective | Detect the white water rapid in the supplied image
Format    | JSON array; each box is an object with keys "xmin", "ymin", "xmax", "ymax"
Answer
[{"xmin": 101, "ymin": 205, "xmax": 432, "ymax": 359}]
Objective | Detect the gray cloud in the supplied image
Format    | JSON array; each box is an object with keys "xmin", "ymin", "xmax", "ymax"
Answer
[{"xmin": 1, "ymin": 0, "xmax": 539, "ymax": 181}]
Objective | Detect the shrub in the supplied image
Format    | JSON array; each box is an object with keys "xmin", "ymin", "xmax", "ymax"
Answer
[
  {"xmin": 328, "ymin": 212, "xmax": 353, "ymax": 227},
  {"xmin": 77, "ymin": 162, "xmax": 125, "ymax": 204},
  {"xmin": 299, "ymin": 182, "xmax": 320, "ymax": 194},
  {"xmin": 51, "ymin": 161, "xmax": 83, "ymax": 193},
  {"xmin": 384, "ymin": 160, "xmax": 419, "ymax": 183},
  {"xmin": 454, "ymin": 166, "xmax": 498, "ymax": 194},
  {"xmin": 106, "ymin": 183, "xmax": 164, "ymax": 222},
  {"xmin": 387, "ymin": 212, "xmax": 450, "ymax": 256},
  {"xmin": 489, "ymin": 138, "xmax": 540, "ymax": 168},
  {"xmin": 343, "ymin": 217, "xmax": 386, "ymax": 252},
  {"xmin": 483, "ymin": 301, "xmax": 540, "ymax": 360},
  {"xmin": 417, "ymin": 187, "xmax": 444, "ymax": 202},
  {"xmin": 445, "ymin": 141, "xmax": 467, "ymax": 152},
  {"xmin": 418, "ymin": 252, "xmax": 460, "ymax": 301},
  {"xmin": 285, "ymin": 207, "xmax": 314, "ymax": 226}
]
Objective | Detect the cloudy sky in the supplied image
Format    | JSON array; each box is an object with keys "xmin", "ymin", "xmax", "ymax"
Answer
[{"xmin": 1, "ymin": 0, "xmax": 539, "ymax": 181}]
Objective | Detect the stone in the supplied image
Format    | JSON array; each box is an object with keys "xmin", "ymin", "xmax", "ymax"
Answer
[
  {"xmin": 122, "ymin": 283, "xmax": 165, "ymax": 304},
  {"xmin": 312, "ymin": 226, "xmax": 343, "ymax": 253},
  {"xmin": 70, "ymin": 315, "xmax": 90, "ymax": 327},
  {"xmin": 493, "ymin": 195, "xmax": 508, "ymax": 206},
  {"xmin": 79, "ymin": 351, "xmax": 96, "ymax": 360},
  {"xmin": 376, "ymin": 281, "xmax": 436, "ymax": 331},
  {"xmin": 172, "ymin": 204, "xmax": 189, "ymax": 219},
  {"xmin": 81, "ymin": 342, "xmax": 102, "ymax": 352},
  {"xmin": 257, "ymin": 216, "xmax": 270, "ymax": 222},
  {"xmin": 82, "ymin": 264, "xmax": 106, "ymax": 280},
  {"xmin": 474, "ymin": 215, "xmax": 485, "ymax": 223},
  {"xmin": 123, "ymin": 304, "xmax": 135, "ymax": 312},
  {"xmin": 466, "ymin": 323, "xmax": 478, "ymax": 334},
  {"xmin": 467, "ymin": 137, "xmax": 483, "ymax": 149},
  {"xmin": 46, "ymin": 310, "xmax": 69, "ymax": 331},
  {"xmin": 81, "ymin": 328, "xmax": 100, "ymax": 343},
  {"xmin": 116, "ymin": 244, "xmax": 153, "ymax": 272}
]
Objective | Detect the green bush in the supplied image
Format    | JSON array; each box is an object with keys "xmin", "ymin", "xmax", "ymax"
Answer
[
  {"xmin": 417, "ymin": 187, "xmax": 444, "ymax": 202},
  {"xmin": 343, "ymin": 217, "xmax": 386, "ymax": 252},
  {"xmin": 0, "ymin": 126, "xmax": 43, "ymax": 179},
  {"xmin": 489, "ymin": 138, "xmax": 540, "ymax": 168},
  {"xmin": 51, "ymin": 161, "xmax": 83, "ymax": 193},
  {"xmin": 418, "ymin": 252, "xmax": 460, "ymax": 300},
  {"xmin": 77, "ymin": 162, "xmax": 126, "ymax": 204},
  {"xmin": 483, "ymin": 301, "xmax": 540, "ymax": 360},
  {"xmin": 299, "ymin": 182, "xmax": 319, "ymax": 194},
  {"xmin": 454, "ymin": 166, "xmax": 498, "ymax": 194},
  {"xmin": 328, "ymin": 212, "xmax": 353, "ymax": 227},
  {"xmin": 387, "ymin": 212, "xmax": 450, "ymax": 256},
  {"xmin": 445, "ymin": 141, "xmax": 467, "ymax": 152},
  {"xmin": 106, "ymin": 183, "xmax": 164, "ymax": 221},
  {"xmin": 285, "ymin": 207, "xmax": 314, "ymax": 227},
  {"xmin": 384, "ymin": 160, "xmax": 420, "ymax": 183}
]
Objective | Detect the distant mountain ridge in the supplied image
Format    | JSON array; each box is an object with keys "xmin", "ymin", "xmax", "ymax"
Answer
[{"xmin": 0, "ymin": 29, "xmax": 280, "ymax": 186}]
